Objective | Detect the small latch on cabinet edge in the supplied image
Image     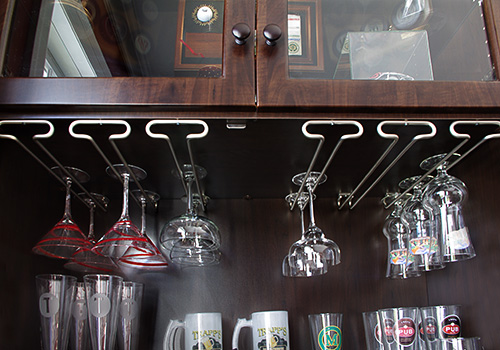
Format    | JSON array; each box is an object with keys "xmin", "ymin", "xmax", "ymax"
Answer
[{"xmin": 226, "ymin": 120, "xmax": 247, "ymax": 130}]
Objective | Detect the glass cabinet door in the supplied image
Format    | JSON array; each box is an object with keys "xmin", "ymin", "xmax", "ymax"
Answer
[
  {"xmin": 256, "ymin": 0, "xmax": 500, "ymax": 108},
  {"xmin": 0, "ymin": 0, "xmax": 255, "ymax": 105}
]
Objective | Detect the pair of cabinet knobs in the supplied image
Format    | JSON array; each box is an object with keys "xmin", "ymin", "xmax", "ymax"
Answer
[{"xmin": 232, "ymin": 23, "xmax": 281, "ymax": 46}]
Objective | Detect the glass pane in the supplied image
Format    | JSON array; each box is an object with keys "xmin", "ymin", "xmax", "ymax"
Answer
[
  {"xmin": 287, "ymin": 0, "xmax": 495, "ymax": 81},
  {"xmin": 2, "ymin": 0, "xmax": 224, "ymax": 77}
]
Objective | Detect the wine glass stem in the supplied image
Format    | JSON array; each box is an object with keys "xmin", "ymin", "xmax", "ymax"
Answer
[
  {"xmin": 300, "ymin": 207, "xmax": 306, "ymax": 234},
  {"xmin": 88, "ymin": 203, "xmax": 95, "ymax": 241},
  {"xmin": 120, "ymin": 173, "xmax": 130, "ymax": 220},
  {"xmin": 140, "ymin": 198, "xmax": 147, "ymax": 234},
  {"xmin": 63, "ymin": 177, "xmax": 73, "ymax": 220},
  {"xmin": 307, "ymin": 184, "xmax": 316, "ymax": 227},
  {"xmin": 186, "ymin": 176, "xmax": 195, "ymax": 215}
]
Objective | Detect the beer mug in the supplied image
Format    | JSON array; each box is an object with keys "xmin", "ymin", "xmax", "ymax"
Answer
[
  {"xmin": 164, "ymin": 312, "xmax": 223, "ymax": 350},
  {"xmin": 232, "ymin": 310, "xmax": 289, "ymax": 350}
]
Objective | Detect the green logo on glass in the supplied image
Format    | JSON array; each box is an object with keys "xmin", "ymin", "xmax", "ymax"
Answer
[{"xmin": 317, "ymin": 326, "xmax": 342, "ymax": 350}]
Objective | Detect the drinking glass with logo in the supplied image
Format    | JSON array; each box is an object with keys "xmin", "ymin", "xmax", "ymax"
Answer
[
  {"xmin": 164, "ymin": 312, "xmax": 223, "ymax": 350},
  {"xmin": 420, "ymin": 305, "xmax": 461, "ymax": 348},
  {"xmin": 36, "ymin": 274, "xmax": 77, "ymax": 350},
  {"xmin": 309, "ymin": 313, "xmax": 342, "ymax": 350},
  {"xmin": 232, "ymin": 310, "xmax": 289, "ymax": 350},
  {"xmin": 363, "ymin": 311, "xmax": 383, "ymax": 350},
  {"xmin": 378, "ymin": 307, "xmax": 420, "ymax": 349}
]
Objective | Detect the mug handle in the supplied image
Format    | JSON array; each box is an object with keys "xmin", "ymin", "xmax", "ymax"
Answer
[
  {"xmin": 232, "ymin": 318, "xmax": 252, "ymax": 350},
  {"xmin": 163, "ymin": 319, "xmax": 184, "ymax": 350}
]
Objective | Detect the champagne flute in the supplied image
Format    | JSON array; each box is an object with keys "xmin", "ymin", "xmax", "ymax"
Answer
[{"xmin": 33, "ymin": 166, "xmax": 92, "ymax": 259}]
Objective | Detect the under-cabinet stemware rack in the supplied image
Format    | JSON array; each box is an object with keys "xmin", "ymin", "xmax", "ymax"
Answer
[
  {"xmin": 289, "ymin": 119, "xmax": 500, "ymax": 211},
  {"xmin": 0, "ymin": 119, "xmax": 499, "ymax": 212},
  {"xmin": 0, "ymin": 119, "xmax": 210, "ymax": 213}
]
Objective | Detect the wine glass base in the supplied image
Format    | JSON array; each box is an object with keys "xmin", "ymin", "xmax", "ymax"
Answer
[
  {"xmin": 132, "ymin": 189, "xmax": 160, "ymax": 204},
  {"xmin": 420, "ymin": 153, "xmax": 461, "ymax": 171},
  {"xmin": 285, "ymin": 192, "xmax": 312, "ymax": 210},
  {"xmin": 78, "ymin": 192, "xmax": 109, "ymax": 208},
  {"xmin": 106, "ymin": 164, "xmax": 147, "ymax": 181},
  {"xmin": 398, "ymin": 175, "xmax": 433, "ymax": 190},
  {"xmin": 51, "ymin": 166, "xmax": 90, "ymax": 183},
  {"xmin": 173, "ymin": 164, "xmax": 207, "ymax": 181},
  {"xmin": 292, "ymin": 171, "xmax": 327, "ymax": 187},
  {"xmin": 381, "ymin": 192, "xmax": 412, "ymax": 207}
]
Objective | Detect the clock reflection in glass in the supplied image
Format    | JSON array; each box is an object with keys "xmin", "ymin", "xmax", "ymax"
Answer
[{"xmin": 192, "ymin": 4, "xmax": 218, "ymax": 26}]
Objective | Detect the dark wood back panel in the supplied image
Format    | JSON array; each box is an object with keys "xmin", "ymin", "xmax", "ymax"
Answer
[{"xmin": 2, "ymin": 136, "xmax": 500, "ymax": 349}]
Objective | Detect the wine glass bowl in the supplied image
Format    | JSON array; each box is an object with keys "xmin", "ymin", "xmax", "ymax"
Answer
[
  {"xmin": 64, "ymin": 193, "xmax": 118, "ymax": 273},
  {"xmin": 33, "ymin": 166, "xmax": 92, "ymax": 259},
  {"xmin": 399, "ymin": 175, "xmax": 445, "ymax": 271},
  {"xmin": 159, "ymin": 164, "xmax": 221, "ymax": 266},
  {"xmin": 286, "ymin": 171, "xmax": 341, "ymax": 277},
  {"xmin": 382, "ymin": 192, "xmax": 421, "ymax": 279},
  {"xmin": 420, "ymin": 153, "xmax": 476, "ymax": 263},
  {"xmin": 93, "ymin": 164, "xmax": 157, "ymax": 260},
  {"xmin": 118, "ymin": 189, "xmax": 168, "ymax": 271}
]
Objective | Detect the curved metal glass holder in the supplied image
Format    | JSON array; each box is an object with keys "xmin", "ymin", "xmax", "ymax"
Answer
[
  {"xmin": 145, "ymin": 119, "xmax": 209, "ymax": 211},
  {"xmin": 0, "ymin": 120, "xmax": 102, "ymax": 211}
]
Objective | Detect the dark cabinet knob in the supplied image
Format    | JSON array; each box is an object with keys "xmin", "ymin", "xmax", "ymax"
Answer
[
  {"xmin": 263, "ymin": 24, "xmax": 282, "ymax": 46},
  {"xmin": 232, "ymin": 23, "xmax": 252, "ymax": 45}
]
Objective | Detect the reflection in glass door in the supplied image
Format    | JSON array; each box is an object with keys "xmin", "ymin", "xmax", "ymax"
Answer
[
  {"xmin": 7, "ymin": 0, "xmax": 225, "ymax": 77},
  {"xmin": 287, "ymin": 0, "xmax": 495, "ymax": 81}
]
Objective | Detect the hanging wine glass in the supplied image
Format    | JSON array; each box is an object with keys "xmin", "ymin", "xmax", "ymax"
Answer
[
  {"xmin": 420, "ymin": 153, "xmax": 476, "ymax": 262},
  {"xmin": 93, "ymin": 164, "xmax": 157, "ymax": 260},
  {"xmin": 282, "ymin": 191, "xmax": 312, "ymax": 277},
  {"xmin": 382, "ymin": 192, "xmax": 421, "ymax": 279},
  {"xmin": 159, "ymin": 164, "xmax": 221, "ymax": 266},
  {"xmin": 118, "ymin": 190, "xmax": 168, "ymax": 271},
  {"xmin": 287, "ymin": 172, "xmax": 340, "ymax": 277},
  {"xmin": 399, "ymin": 175, "xmax": 445, "ymax": 271},
  {"xmin": 33, "ymin": 166, "xmax": 92, "ymax": 259},
  {"xmin": 64, "ymin": 193, "xmax": 118, "ymax": 273}
]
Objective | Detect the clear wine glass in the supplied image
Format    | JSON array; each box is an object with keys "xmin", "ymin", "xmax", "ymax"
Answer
[
  {"xmin": 64, "ymin": 193, "xmax": 118, "ymax": 273},
  {"xmin": 282, "ymin": 191, "xmax": 311, "ymax": 277},
  {"xmin": 118, "ymin": 190, "xmax": 168, "ymax": 271},
  {"xmin": 93, "ymin": 164, "xmax": 158, "ymax": 260},
  {"xmin": 382, "ymin": 192, "xmax": 421, "ymax": 279},
  {"xmin": 159, "ymin": 164, "xmax": 221, "ymax": 266},
  {"xmin": 399, "ymin": 175, "xmax": 445, "ymax": 271},
  {"xmin": 287, "ymin": 172, "xmax": 341, "ymax": 277},
  {"xmin": 420, "ymin": 153, "xmax": 476, "ymax": 262},
  {"xmin": 33, "ymin": 166, "xmax": 92, "ymax": 259}
]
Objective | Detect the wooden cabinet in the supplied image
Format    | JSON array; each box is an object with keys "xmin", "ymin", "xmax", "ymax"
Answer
[
  {"xmin": 1, "ymin": 0, "xmax": 500, "ymax": 349},
  {"xmin": 2, "ymin": 0, "xmax": 500, "ymax": 109}
]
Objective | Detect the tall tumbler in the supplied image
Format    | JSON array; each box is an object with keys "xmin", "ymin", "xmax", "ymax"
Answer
[
  {"xmin": 36, "ymin": 274, "xmax": 77, "ymax": 350},
  {"xmin": 84, "ymin": 274, "xmax": 123, "ymax": 350},
  {"xmin": 69, "ymin": 282, "xmax": 90, "ymax": 350},
  {"xmin": 420, "ymin": 305, "xmax": 461, "ymax": 348},
  {"xmin": 362, "ymin": 311, "xmax": 383, "ymax": 350},
  {"xmin": 378, "ymin": 307, "xmax": 420, "ymax": 350},
  {"xmin": 308, "ymin": 313, "xmax": 343, "ymax": 350},
  {"xmin": 117, "ymin": 281, "xmax": 144, "ymax": 350},
  {"xmin": 433, "ymin": 337, "xmax": 482, "ymax": 349}
]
